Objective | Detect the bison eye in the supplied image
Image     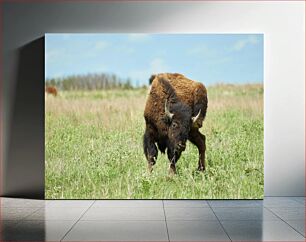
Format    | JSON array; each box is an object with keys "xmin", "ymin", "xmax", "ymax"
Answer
[{"xmin": 171, "ymin": 122, "xmax": 178, "ymax": 128}]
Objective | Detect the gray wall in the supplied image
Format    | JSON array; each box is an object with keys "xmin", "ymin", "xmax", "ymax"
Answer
[{"xmin": 2, "ymin": 1, "xmax": 305, "ymax": 198}]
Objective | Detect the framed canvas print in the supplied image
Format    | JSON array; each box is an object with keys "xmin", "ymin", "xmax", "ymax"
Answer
[{"xmin": 45, "ymin": 33, "xmax": 263, "ymax": 199}]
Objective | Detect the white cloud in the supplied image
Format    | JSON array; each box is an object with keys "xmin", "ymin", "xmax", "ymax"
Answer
[
  {"xmin": 62, "ymin": 34, "xmax": 72, "ymax": 40},
  {"xmin": 51, "ymin": 72, "xmax": 64, "ymax": 78},
  {"xmin": 129, "ymin": 57, "xmax": 169, "ymax": 83},
  {"xmin": 92, "ymin": 64, "xmax": 108, "ymax": 73},
  {"xmin": 187, "ymin": 45, "xmax": 210, "ymax": 56},
  {"xmin": 127, "ymin": 34, "xmax": 151, "ymax": 42},
  {"xmin": 232, "ymin": 35, "xmax": 259, "ymax": 51},
  {"xmin": 150, "ymin": 58, "xmax": 167, "ymax": 73},
  {"xmin": 124, "ymin": 47, "xmax": 135, "ymax": 54},
  {"xmin": 207, "ymin": 57, "xmax": 231, "ymax": 65},
  {"xmin": 45, "ymin": 49, "xmax": 62, "ymax": 63},
  {"xmin": 116, "ymin": 45, "xmax": 135, "ymax": 55},
  {"xmin": 94, "ymin": 41, "xmax": 109, "ymax": 50},
  {"xmin": 187, "ymin": 44, "xmax": 231, "ymax": 65}
]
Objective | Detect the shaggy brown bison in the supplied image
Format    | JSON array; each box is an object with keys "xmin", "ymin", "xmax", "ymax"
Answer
[
  {"xmin": 143, "ymin": 73, "xmax": 208, "ymax": 174},
  {"xmin": 45, "ymin": 86, "xmax": 58, "ymax": 97}
]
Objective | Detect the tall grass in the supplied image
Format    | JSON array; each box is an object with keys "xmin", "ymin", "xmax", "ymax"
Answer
[{"xmin": 45, "ymin": 84, "xmax": 263, "ymax": 199}]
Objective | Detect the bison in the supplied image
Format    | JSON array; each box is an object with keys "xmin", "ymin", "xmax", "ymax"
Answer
[
  {"xmin": 143, "ymin": 73, "xmax": 208, "ymax": 174},
  {"xmin": 45, "ymin": 86, "xmax": 58, "ymax": 97}
]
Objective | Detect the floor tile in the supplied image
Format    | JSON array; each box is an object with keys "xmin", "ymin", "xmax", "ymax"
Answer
[
  {"xmin": 163, "ymin": 200, "xmax": 209, "ymax": 207},
  {"xmin": 0, "ymin": 207, "xmax": 40, "ymax": 220},
  {"xmin": 0, "ymin": 198, "xmax": 45, "ymax": 208},
  {"xmin": 208, "ymin": 199, "xmax": 263, "ymax": 207},
  {"xmin": 165, "ymin": 207, "xmax": 217, "ymax": 221},
  {"xmin": 286, "ymin": 220, "xmax": 305, "ymax": 236},
  {"xmin": 264, "ymin": 197, "xmax": 304, "ymax": 207},
  {"xmin": 1, "ymin": 197, "xmax": 304, "ymax": 241},
  {"xmin": 26, "ymin": 207, "xmax": 88, "ymax": 220},
  {"xmin": 92, "ymin": 200, "xmax": 163, "ymax": 208},
  {"xmin": 268, "ymin": 207, "xmax": 305, "ymax": 220},
  {"xmin": 1, "ymin": 220, "xmax": 75, "ymax": 241},
  {"xmin": 0, "ymin": 220, "xmax": 20, "ymax": 240},
  {"xmin": 213, "ymin": 207, "xmax": 279, "ymax": 220},
  {"xmin": 63, "ymin": 220, "xmax": 168, "ymax": 241},
  {"xmin": 82, "ymin": 207, "xmax": 165, "ymax": 221},
  {"xmin": 45, "ymin": 200, "xmax": 94, "ymax": 208},
  {"xmin": 221, "ymin": 220, "xmax": 305, "ymax": 241},
  {"xmin": 291, "ymin": 197, "xmax": 305, "ymax": 206},
  {"xmin": 167, "ymin": 220, "xmax": 230, "ymax": 241},
  {"xmin": 0, "ymin": 220, "xmax": 20, "ymax": 233}
]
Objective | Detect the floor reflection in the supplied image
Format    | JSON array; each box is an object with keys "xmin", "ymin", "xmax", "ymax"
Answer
[{"xmin": 0, "ymin": 197, "xmax": 304, "ymax": 241}]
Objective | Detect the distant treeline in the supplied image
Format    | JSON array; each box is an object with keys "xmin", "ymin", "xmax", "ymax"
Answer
[{"xmin": 45, "ymin": 73, "xmax": 136, "ymax": 90}]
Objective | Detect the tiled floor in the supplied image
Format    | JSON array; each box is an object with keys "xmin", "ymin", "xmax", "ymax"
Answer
[{"xmin": 0, "ymin": 197, "xmax": 304, "ymax": 241}]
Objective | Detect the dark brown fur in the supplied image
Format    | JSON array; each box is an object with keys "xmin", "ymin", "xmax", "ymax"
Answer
[
  {"xmin": 45, "ymin": 86, "xmax": 58, "ymax": 97},
  {"xmin": 143, "ymin": 73, "xmax": 208, "ymax": 173}
]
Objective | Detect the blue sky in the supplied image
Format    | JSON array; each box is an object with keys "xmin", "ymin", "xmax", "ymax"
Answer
[{"xmin": 45, "ymin": 33, "xmax": 263, "ymax": 86}]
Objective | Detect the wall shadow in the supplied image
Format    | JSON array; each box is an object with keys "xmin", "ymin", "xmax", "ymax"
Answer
[
  {"xmin": 4, "ymin": 37, "xmax": 45, "ymax": 199},
  {"xmin": 1, "ymin": 218, "xmax": 46, "ymax": 241}
]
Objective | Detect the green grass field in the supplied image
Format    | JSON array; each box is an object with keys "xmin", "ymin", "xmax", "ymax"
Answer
[{"xmin": 45, "ymin": 84, "xmax": 263, "ymax": 199}]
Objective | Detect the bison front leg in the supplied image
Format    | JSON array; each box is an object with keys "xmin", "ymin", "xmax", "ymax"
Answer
[
  {"xmin": 167, "ymin": 149, "xmax": 181, "ymax": 175},
  {"xmin": 143, "ymin": 125, "xmax": 158, "ymax": 172},
  {"xmin": 189, "ymin": 129, "xmax": 206, "ymax": 171}
]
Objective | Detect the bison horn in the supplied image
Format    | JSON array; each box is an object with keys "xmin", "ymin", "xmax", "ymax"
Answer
[
  {"xmin": 164, "ymin": 100, "xmax": 174, "ymax": 120},
  {"xmin": 192, "ymin": 109, "xmax": 201, "ymax": 124}
]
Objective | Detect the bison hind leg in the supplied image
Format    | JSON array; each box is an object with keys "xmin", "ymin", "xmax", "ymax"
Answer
[{"xmin": 143, "ymin": 126, "xmax": 158, "ymax": 172}]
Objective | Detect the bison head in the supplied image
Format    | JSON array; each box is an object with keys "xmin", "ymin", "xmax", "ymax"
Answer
[{"xmin": 164, "ymin": 99, "xmax": 201, "ymax": 159}]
